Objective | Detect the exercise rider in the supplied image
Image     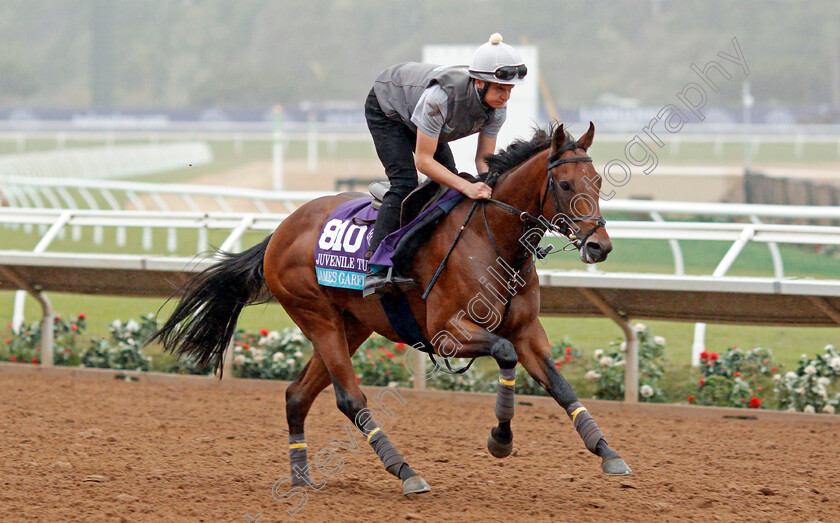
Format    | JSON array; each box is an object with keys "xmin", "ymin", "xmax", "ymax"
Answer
[{"xmin": 362, "ymin": 33, "xmax": 528, "ymax": 300}]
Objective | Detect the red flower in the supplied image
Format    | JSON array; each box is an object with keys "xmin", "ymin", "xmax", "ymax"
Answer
[
  {"xmin": 400, "ymin": 362, "xmax": 405, "ymax": 366},
  {"xmin": 4, "ymin": 338, "xmax": 10, "ymax": 344},
  {"xmin": 564, "ymin": 354, "xmax": 572, "ymax": 362},
  {"xmin": 242, "ymin": 344, "xmax": 249, "ymax": 350},
  {"xmin": 385, "ymin": 371, "xmax": 390, "ymax": 375},
  {"xmin": 748, "ymin": 397, "xmax": 761, "ymax": 409},
  {"xmin": 70, "ymin": 325, "xmax": 77, "ymax": 332},
  {"xmin": 757, "ymin": 386, "xmax": 763, "ymax": 391},
  {"xmin": 32, "ymin": 357, "xmax": 39, "ymax": 364},
  {"xmin": 565, "ymin": 346, "xmax": 572, "ymax": 354},
  {"xmin": 555, "ymin": 362, "xmax": 563, "ymax": 370},
  {"xmin": 687, "ymin": 395, "xmax": 695, "ymax": 403},
  {"xmin": 355, "ymin": 375, "xmax": 361, "ymax": 384},
  {"xmin": 710, "ymin": 352, "xmax": 719, "ymax": 361},
  {"xmin": 771, "ymin": 366, "xmax": 778, "ymax": 372},
  {"xmin": 763, "ymin": 359, "xmax": 768, "ymax": 365},
  {"xmin": 700, "ymin": 351, "xmax": 709, "ymax": 360},
  {"xmin": 260, "ymin": 329, "xmax": 269, "ymax": 337},
  {"xmin": 386, "ymin": 352, "xmax": 394, "ymax": 359},
  {"xmin": 699, "ymin": 378, "xmax": 705, "ymax": 386},
  {"xmin": 733, "ymin": 372, "xmax": 741, "ymax": 377},
  {"xmin": 54, "ymin": 317, "xmax": 61, "ymax": 322},
  {"xmin": 741, "ymin": 398, "xmax": 746, "ymax": 402},
  {"xmin": 78, "ymin": 313, "xmax": 86, "ymax": 319},
  {"xmin": 705, "ymin": 362, "xmax": 710, "ymax": 367},
  {"xmin": 395, "ymin": 343, "xmax": 407, "ymax": 351},
  {"xmin": 6, "ymin": 323, "xmax": 11, "ymax": 328},
  {"xmin": 10, "ymin": 356, "xmax": 17, "ymax": 362}
]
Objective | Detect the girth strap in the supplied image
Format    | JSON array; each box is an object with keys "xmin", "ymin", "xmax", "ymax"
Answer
[{"xmin": 380, "ymin": 293, "xmax": 476, "ymax": 375}]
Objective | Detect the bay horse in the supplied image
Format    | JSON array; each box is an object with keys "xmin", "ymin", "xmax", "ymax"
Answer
[{"xmin": 149, "ymin": 122, "xmax": 632, "ymax": 496}]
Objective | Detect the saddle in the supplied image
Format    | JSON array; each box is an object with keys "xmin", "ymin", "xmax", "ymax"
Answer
[{"xmin": 369, "ymin": 172, "xmax": 479, "ymax": 227}]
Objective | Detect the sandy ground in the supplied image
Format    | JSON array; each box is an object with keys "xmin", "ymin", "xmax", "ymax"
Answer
[{"xmin": 2, "ymin": 368, "xmax": 839, "ymax": 522}]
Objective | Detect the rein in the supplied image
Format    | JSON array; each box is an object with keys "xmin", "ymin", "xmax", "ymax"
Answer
[{"xmin": 423, "ymin": 151, "xmax": 607, "ymax": 375}]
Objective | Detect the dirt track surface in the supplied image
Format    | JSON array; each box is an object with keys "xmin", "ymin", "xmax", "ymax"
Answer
[{"xmin": 2, "ymin": 369, "xmax": 839, "ymax": 523}]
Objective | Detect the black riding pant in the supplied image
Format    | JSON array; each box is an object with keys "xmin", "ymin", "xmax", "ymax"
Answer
[{"xmin": 364, "ymin": 88, "xmax": 457, "ymax": 257}]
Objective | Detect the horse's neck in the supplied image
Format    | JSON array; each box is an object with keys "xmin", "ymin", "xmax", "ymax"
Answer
[
  {"xmin": 492, "ymin": 150, "xmax": 549, "ymax": 213},
  {"xmin": 483, "ymin": 150, "xmax": 550, "ymax": 263}
]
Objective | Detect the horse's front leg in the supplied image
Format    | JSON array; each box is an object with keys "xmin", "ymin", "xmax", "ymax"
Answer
[
  {"xmin": 514, "ymin": 323, "xmax": 632, "ymax": 475},
  {"xmin": 427, "ymin": 318, "xmax": 519, "ymax": 458}
]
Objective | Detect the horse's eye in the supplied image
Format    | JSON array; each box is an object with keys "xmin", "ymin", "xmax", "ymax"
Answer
[{"xmin": 559, "ymin": 181, "xmax": 571, "ymax": 191}]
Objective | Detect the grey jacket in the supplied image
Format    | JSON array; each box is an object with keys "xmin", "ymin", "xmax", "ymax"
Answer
[{"xmin": 372, "ymin": 62, "xmax": 494, "ymax": 142}]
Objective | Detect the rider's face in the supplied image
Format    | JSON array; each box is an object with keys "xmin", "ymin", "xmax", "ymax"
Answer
[{"xmin": 477, "ymin": 81, "xmax": 514, "ymax": 109}]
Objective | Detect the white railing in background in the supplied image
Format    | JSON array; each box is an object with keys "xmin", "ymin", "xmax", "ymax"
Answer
[
  {"xmin": 1, "ymin": 206, "xmax": 839, "ymax": 401},
  {"xmin": 0, "ymin": 142, "xmax": 212, "ymax": 180}
]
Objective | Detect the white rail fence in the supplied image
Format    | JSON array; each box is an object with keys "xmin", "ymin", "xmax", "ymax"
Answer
[
  {"xmin": 0, "ymin": 142, "xmax": 212, "ymax": 180},
  {"xmin": 4, "ymin": 177, "xmax": 840, "ymax": 362}
]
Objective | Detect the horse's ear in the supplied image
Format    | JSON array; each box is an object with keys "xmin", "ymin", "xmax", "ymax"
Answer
[
  {"xmin": 551, "ymin": 123, "xmax": 567, "ymax": 152},
  {"xmin": 576, "ymin": 121, "xmax": 595, "ymax": 151}
]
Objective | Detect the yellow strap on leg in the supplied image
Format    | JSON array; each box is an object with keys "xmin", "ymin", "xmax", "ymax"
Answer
[
  {"xmin": 289, "ymin": 442, "xmax": 307, "ymax": 449},
  {"xmin": 366, "ymin": 427, "xmax": 381, "ymax": 442},
  {"xmin": 570, "ymin": 406, "xmax": 587, "ymax": 423},
  {"xmin": 499, "ymin": 377, "xmax": 516, "ymax": 386}
]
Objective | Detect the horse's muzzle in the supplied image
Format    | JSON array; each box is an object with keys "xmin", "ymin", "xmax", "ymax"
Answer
[{"xmin": 580, "ymin": 237, "xmax": 612, "ymax": 264}]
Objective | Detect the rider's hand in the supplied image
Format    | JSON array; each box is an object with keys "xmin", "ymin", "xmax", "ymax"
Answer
[{"xmin": 461, "ymin": 181, "xmax": 492, "ymax": 200}]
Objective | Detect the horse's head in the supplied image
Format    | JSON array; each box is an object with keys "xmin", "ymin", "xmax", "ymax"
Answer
[{"xmin": 543, "ymin": 122, "xmax": 612, "ymax": 263}]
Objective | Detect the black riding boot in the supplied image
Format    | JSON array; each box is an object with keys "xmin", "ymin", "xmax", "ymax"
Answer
[{"xmin": 363, "ymin": 191, "xmax": 416, "ymax": 301}]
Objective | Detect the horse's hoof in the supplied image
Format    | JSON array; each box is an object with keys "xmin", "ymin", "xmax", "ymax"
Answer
[
  {"xmin": 401, "ymin": 475, "xmax": 431, "ymax": 495},
  {"xmin": 487, "ymin": 434, "xmax": 513, "ymax": 458},
  {"xmin": 602, "ymin": 457, "xmax": 632, "ymax": 475}
]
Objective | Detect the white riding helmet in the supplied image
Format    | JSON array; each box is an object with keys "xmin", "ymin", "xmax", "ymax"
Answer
[{"xmin": 468, "ymin": 33, "xmax": 527, "ymax": 85}]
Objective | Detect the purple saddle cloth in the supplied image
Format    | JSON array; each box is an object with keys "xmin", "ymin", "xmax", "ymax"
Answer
[{"xmin": 314, "ymin": 190, "xmax": 461, "ymax": 290}]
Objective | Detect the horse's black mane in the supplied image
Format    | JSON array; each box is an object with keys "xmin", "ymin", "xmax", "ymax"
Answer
[{"xmin": 485, "ymin": 124, "xmax": 576, "ymax": 175}]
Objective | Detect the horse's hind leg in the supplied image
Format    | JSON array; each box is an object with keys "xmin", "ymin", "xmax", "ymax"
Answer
[
  {"xmin": 291, "ymin": 309, "xmax": 430, "ymax": 495},
  {"xmin": 515, "ymin": 323, "xmax": 632, "ymax": 475},
  {"xmin": 284, "ymin": 316, "xmax": 370, "ymax": 486}
]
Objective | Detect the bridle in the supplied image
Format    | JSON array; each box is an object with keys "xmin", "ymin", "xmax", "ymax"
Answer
[{"xmin": 484, "ymin": 149, "xmax": 607, "ymax": 251}]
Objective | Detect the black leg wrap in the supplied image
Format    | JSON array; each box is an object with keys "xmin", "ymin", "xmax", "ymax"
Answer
[
  {"xmin": 566, "ymin": 401, "xmax": 605, "ymax": 454},
  {"xmin": 367, "ymin": 429, "xmax": 408, "ymax": 478},
  {"xmin": 495, "ymin": 368, "xmax": 516, "ymax": 423},
  {"xmin": 397, "ymin": 463, "xmax": 418, "ymax": 481},
  {"xmin": 288, "ymin": 433, "xmax": 310, "ymax": 486}
]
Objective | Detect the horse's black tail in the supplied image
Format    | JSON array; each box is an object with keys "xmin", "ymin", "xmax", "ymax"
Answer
[{"xmin": 147, "ymin": 235, "xmax": 273, "ymax": 377}]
